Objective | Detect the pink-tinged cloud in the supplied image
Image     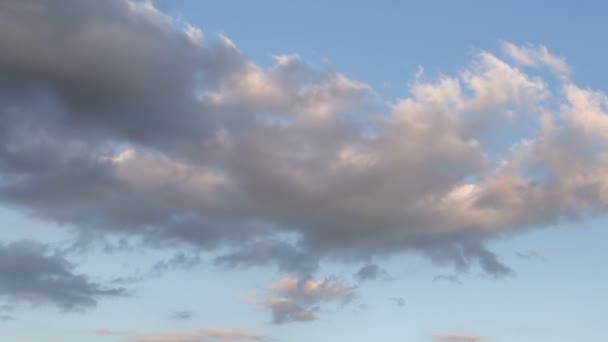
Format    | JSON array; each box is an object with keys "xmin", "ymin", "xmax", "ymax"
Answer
[
  {"xmin": 433, "ymin": 333, "xmax": 484, "ymax": 342},
  {"xmin": 95, "ymin": 328, "xmax": 129, "ymax": 336},
  {"xmin": 129, "ymin": 328, "xmax": 263, "ymax": 342},
  {"xmin": 260, "ymin": 276, "xmax": 357, "ymax": 324}
]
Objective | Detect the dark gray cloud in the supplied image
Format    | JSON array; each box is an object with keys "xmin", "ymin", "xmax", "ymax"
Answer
[
  {"xmin": 1, "ymin": 0, "xmax": 606, "ymax": 280},
  {"xmin": 0, "ymin": 240, "xmax": 126, "ymax": 311}
]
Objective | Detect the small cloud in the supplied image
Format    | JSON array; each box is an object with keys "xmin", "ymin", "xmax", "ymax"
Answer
[
  {"xmin": 502, "ymin": 41, "xmax": 570, "ymax": 76},
  {"xmin": 0, "ymin": 305, "xmax": 14, "ymax": 322},
  {"xmin": 170, "ymin": 311, "xmax": 194, "ymax": 320},
  {"xmin": 390, "ymin": 297, "xmax": 406, "ymax": 308},
  {"xmin": 515, "ymin": 250, "xmax": 546, "ymax": 262},
  {"xmin": 433, "ymin": 333, "xmax": 483, "ymax": 342},
  {"xmin": 260, "ymin": 276, "xmax": 357, "ymax": 324},
  {"xmin": 433, "ymin": 274, "xmax": 462, "ymax": 285},
  {"xmin": 355, "ymin": 264, "xmax": 391, "ymax": 283},
  {"xmin": 261, "ymin": 297, "xmax": 317, "ymax": 324},
  {"xmin": 130, "ymin": 328, "xmax": 264, "ymax": 342},
  {"xmin": 0, "ymin": 240, "xmax": 127, "ymax": 311},
  {"xmin": 95, "ymin": 328, "xmax": 129, "ymax": 336}
]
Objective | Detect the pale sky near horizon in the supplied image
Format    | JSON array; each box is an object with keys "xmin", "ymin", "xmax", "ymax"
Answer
[{"xmin": 1, "ymin": 1, "xmax": 607, "ymax": 342}]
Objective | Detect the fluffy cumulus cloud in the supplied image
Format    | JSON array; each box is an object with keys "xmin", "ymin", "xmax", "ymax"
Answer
[
  {"xmin": 2, "ymin": 0, "xmax": 608, "ymax": 294},
  {"xmin": 261, "ymin": 276, "xmax": 356, "ymax": 323},
  {"xmin": 0, "ymin": 240, "xmax": 125, "ymax": 310}
]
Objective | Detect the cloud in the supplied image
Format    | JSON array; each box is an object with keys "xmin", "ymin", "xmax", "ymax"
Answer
[
  {"xmin": 390, "ymin": 297, "xmax": 406, "ymax": 308},
  {"xmin": 515, "ymin": 250, "xmax": 545, "ymax": 262},
  {"xmin": 0, "ymin": 305, "xmax": 13, "ymax": 322},
  {"xmin": 110, "ymin": 250, "xmax": 203, "ymax": 285},
  {"xmin": 129, "ymin": 328, "xmax": 263, "ymax": 342},
  {"xmin": 432, "ymin": 275, "xmax": 462, "ymax": 285},
  {"xmin": 1, "ymin": 0, "xmax": 607, "ymax": 279},
  {"xmin": 355, "ymin": 264, "xmax": 391, "ymax": 282},
  {"xmin": 214, "ymin": 238, "xmax": 318, "ymax": 275},
  {"xmin": 0, "ymin": 240, "xmax": 126, "ymax": 311},
  {"xmin": 261, "ymin": 276, "xmax": 356, "ymax": 324},
  {"xmin": 503, "ymin": 42, "xmax": 570, "ymax": 76},
  {"xmin": 433, "ymin": 333, "xmax": 483, "ymax": 342},
  {"xmin": 170, "ymin": 311, "xmax": 194, "ymax": 320},
  {"xmin": 95, "ymin": 328, "xmax": 129, "ymax": 336},
  {"xmin": 151, "ymin": 252, "xmax": 203, "ymax": 273},
  {"xmin": 261, "ymin": 297, "xmax": 317, "ymax": 324}
]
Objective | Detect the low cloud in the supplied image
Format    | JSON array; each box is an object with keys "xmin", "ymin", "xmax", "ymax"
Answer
[
  {"xmin": 433, "ymin": 333, "xmax": 483, "ymax": 342},
  {"xmin": 129, "ymin": 328, "xmax": 264, "ymax": 342},
  {"xmin": 170, "ymin": 311, "xmax": 194, "ymax": 320},
  {"xmin": 515, "ymin": 250, "xmax": 546, "ymax": 262},
  {"xmin": 261, "ymin": 276, "xmax": 357, "ymax": 324},
  {"xmin": 390, "ymin": 297, "xmax": 406, "ymax": 308},
  {"xmin": 95, "ymin": 328, "xmax": 129, "ymax": 336},
  {"xmin": 433, "ymin": 274, "xmax": 462, "ymax": 285},
  {"xmin": 0, "ymin": 304, "xmax": 13, "ymax": 321},
  {"xmin": 0, "ymin": 240, "xmax": 126, "ymax": 311},
  {"xmin": 355, "ymin": 264, "xmax": 391, "ymax": 283}
]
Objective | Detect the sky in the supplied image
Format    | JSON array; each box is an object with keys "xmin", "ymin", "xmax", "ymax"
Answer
[{"xmin": 0, "ymin": 1, "xmax": 607, "ymax": 342}]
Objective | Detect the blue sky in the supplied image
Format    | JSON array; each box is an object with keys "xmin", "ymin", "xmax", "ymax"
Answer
[{"xmin": 1, "ymin": 1, "xmax": 607, "ymax": 342}]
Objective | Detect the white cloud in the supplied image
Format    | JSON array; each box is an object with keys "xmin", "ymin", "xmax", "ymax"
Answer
[{"xmin": 503, "ymin": 42, "xmax": 570, "ymax": 76}]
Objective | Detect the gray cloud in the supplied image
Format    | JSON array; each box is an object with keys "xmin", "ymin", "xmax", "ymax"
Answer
[
  {"xmin": 1, "ymin": 0, "xmax": 607, "ymax": 279},
  {"xmin": 355, "ymin": 264, "xmax": 391, "ymax": 283},
  {"xmin": 170, "ymin": 311, "xmax": 194, "ymax": 320},
  {"xmin": 261, "ymin": 276, "xmax": 356, "ymax": 324},
  {"xmin": 390, "ymin": 297, "xmax": 406, "ymax": 308},
  {"xmin": 0, "ymin": 304, "xmax": 13, "ymax": 322},
  {"xmin": 0, "ymin": 240, "xmax": 126, "ymax": 311},
  {"xmin": 151, "ymin": 252, "xmax": 203, "ymax": 273},
  {"xmin": 515, "ymin": 250, "xmax": 546, "ymax": 262},
  {"xmin": 110, "ymin": 251, "xmax": 203, "ymax": 285},
  {"xmin": 433, "ymin": 274, "xmax": 462, "ymax": 285},
  {"xmin": 214, "ymin": 238, "xmax": 318, "ymax": 275}
]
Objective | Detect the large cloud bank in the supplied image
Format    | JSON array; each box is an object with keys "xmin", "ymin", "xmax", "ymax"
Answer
[{"xmin": 2, "ymin": 0, "xmax": 607, "ymax": 279}]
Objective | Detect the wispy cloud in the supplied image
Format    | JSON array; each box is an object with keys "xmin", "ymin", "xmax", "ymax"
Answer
[
  {"xmin": 0, "ymin": 240, "xmax": 126, "ymax": 311},
  {"xmin": 128, "ymin": 328, "xmax": 264, "ymax": 342},
  {"xmin": 433, "ymin": 333, "xmax": 484, "ymax": 342}
]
